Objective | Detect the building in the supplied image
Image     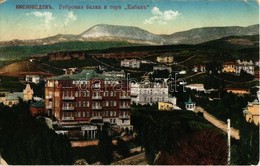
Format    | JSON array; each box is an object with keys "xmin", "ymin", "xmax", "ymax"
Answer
[
  {"xmin": 102, "ymin": 70, "xmax": 126, "ymax": 78},
  {"xmin": 63, "ymin": 68, "xmax": 78, "ymax": 75},
  {"xmin": 45, "ymin": 70, "xmax": 131, "ymax": 129},
  {"xmin": 26, "ymin": 75, "xmax": 41, "ymax": 84},
  {"xmin": 30, "ymin": 101, "xmax": 45, "ymax": 116},
  {"xmin": 157, "ymin": 54, "xmax": 174, "ymax": 64},
  {"xmin": 130, "ymin": 81, "xmax": 170, "ymax": 105},
  {"xmin": 243, "ymin": 99, "xmax": 259, "ymax": 125},
  {"xmin": 225, "ymin": 88, "xmax": 250, "ymax": 95},
  {"xmin": 23, "ymin": 83, "xmax": 34, "ymax": 101},
  {"xmin": 0, "ymin": 84, "xmax": 34, "ymax": 107},
  {"xmin": 192, "ymin": 65, "xmax": 206, "ymax": 73},
  {"xmin": 185, "ymin": 98, "xmax": 196, "ymax": 111},
  {"xmin": 185, "ymin": 84, "xmax": 205, "ymax": 92},
  {"xmin": 236, "ymin": 60, "xmax": 254, "ymax": 75},
  {"xmin": 222, "ymin": 62, "xmax": 236, "ymax": 73},
  {"xmin": 153, "ymin": 66, "xmax": 172, "ymax": 73},
  {"xmin": 121, "ymin": 59, "xmax": 141, "ymax": 68},
  {"xmin": 158, "ymin": 97, "xmax": 181, "ymax": 111}
]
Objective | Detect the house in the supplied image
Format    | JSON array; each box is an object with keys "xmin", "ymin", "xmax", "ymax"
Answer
[
  {"xmin": 153, "ymin": 66, "xmax": 172, "ymax": 73},
  {"xmin": 45, "ymin": 70, "xmax": 131, "ymax": 129},
  {"xmin": 185, "ymin": 84, "xmax": 205, "ymax": 92},
  {"xmin": 157, "ymin": 54, "xmax": 174, "ymax": 64},
  {"xmin": 185, "ymin": 97, "xmax": 196, "ymax": 111},
  {"xmin": 120, "ymin": 59, "xmax": 141, "ymax": 68},
  {"xmin": 0, "ymin": 84, "xmax": 34, "ymax": 107},
  {"xmin": 236, "ymin": 60, "xmax": 254, "ymax": 75},
  {"xmin": 130, "ymin": 81, "xmax": 170, "ymax": 105},
  {"xmin": 225, "ymin": 88, "xmax": 250, "ymax": 95},
  {"xmin": 102, "ymin": 70, "xmax": 126, "ymax": 78},
  {"xmin": 158, "ymin": 97, "xmax": 181, "ymax": 111},
  {"xmin": 63, "ymin": 68, "xmax": 78, "ymax": 75},
  {"xmin": 25, "ymin": 75, "xmax": 41, "ymax": 84},
  {"xmin": 222, "ymin": 62, "xmax": 236, "ymax": 73},
  {"xmin": 192, "ymin": 65, "xmax": 206, "ymax": 73},
  {"xmin": 30, "ymin": 101, "xmax": 45, "ymax": 116},
  {"xmin": 243, "ymin": 99, "xmax": 259, "ymax": 125}
]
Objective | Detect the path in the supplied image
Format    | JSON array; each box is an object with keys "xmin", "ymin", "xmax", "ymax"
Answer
[
  {"xmin": 112, "ymin": 152, "xmax": 146, "ymax": 165},
  {"xmin": 195, "ymin": 106, "xmax": 240, "ymax": 140}
]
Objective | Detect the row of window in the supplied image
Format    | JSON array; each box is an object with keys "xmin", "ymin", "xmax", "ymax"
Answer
[
  {"xmin": 62, "ymin": 91, "xmax": 129, "ymax": 97},
  {"xmin": 62, "ymin": 110, "xmax": 122, "ymax": 118},
  {"xmin": 62, "ymin": 101, "xmax": 130, "ymax": 107}
]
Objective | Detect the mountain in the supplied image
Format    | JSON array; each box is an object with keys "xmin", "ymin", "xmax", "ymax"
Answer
[
  {"xmin": 164, "ymin": 24, "xmax": 259, "ymax": 44},
  {"xmin": 80, "ymin": 24, "xmax": 164, "ymax": 45},
  {"xmin": 0, "ymin": 24, "xmax": 258, "ymax": 46}
]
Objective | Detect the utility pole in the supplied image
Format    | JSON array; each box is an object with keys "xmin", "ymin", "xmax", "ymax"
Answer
[{"xmin": 227, "ymin": 119, "xmax": 231, "ymax": 165}]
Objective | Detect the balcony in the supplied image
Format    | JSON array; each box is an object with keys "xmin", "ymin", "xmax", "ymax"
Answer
[
  {"xmin": 119, "ymin": 105, "xmax": 131, "ymax": 109},
  {"xmin": 119, "ymin": 96, "xmax": 131, "ymax": 99},
  {"xmin": 92, "ymin": 96, "xmax": 102, "ymax": 100},
  {"xmin": 62, "ymin": 107, "xmax": 75, "ymax": 111},
  {"xmin": 92, "ymin": 106, "xmax": 102, "ymax": 110},
  {"xmin": 62, "ymin": 117, "xmax": 75, "ymax": 121},
  {"xmin": 46, "ymin": 105, "xmax": 52, "ymax": 109},
  {"xmin": 119, "ymin": 115, "xmax": 130, "ymax": 119},
  {"xmin": 46, "ymin": 95, "xmax": 52, "ymax": 100},
  {"xmin": 62, "ymin": 96, "xmax": 75, "ymax": 100}
]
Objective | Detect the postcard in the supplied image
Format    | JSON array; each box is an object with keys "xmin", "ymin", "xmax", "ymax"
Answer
[{"xmin": 0, "ymin": 0, "xmax": 259, "ymax": 165}]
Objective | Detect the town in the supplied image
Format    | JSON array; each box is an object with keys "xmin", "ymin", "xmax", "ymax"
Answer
[{"xmin": 0, "ymin": 43, "xmax": 259, "ymax": 164}]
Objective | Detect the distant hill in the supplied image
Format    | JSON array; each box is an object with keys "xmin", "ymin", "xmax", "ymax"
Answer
[
  {"xmin": 0, "ymin": 24, "xmax": 258, "ymax": 46},
  {"xmin": 200, "ymin": 34, "xmax": 259, "ymax": 50},
  {"xmin": 164, "ymin": 24, "xmax": 259, "ymax": 44}
]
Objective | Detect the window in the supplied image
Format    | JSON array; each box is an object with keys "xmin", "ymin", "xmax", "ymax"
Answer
[
  {"xmin": 86, "ymin": 112, "xmax": 89, "ymax": 117},
  {"xmin": 78, "ymin": 101, "xmax": 81, "ymax": 107},
  {"xmin": 78, "ymin": 112, "xmax": 81, "ymax": 117},
  {"xmin": 86, "ymin": 101, "xmax": 90, "ymax": 107},
  {"xmin": 86, "ymin": 91, "xmax": 90, "ymax": 97},
  {"xmin": 110, "ymin": 91, "xmax": 114, "ymax": 97},
  {"xmin": 104, "ymin": 91, "xmax": 108, "ymax": 97},
  {"xmin": 75, "ymin": 91, "xmax": 78, "ymax": 97},
  {"xmin": 83, "ymin": 112, "xmax": 85, "ymax": 117},
  {"xmin": 83, "ymin": 101, "xmax": 86, "ymax": 107}
]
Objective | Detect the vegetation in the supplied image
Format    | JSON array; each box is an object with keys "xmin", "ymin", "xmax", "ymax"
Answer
[
  {"xmin": 0, "ymin": 41, "xmax": 139, "ymax": 60},
  {"xmin": 131, "ymin": 108, "xmax": 223, "ymax": 164},
  {"xmin": 0, "ymin": 100, "xmax": 73, "ymax": 165},
  {"xmin": 97, "ymin": 124, "xmax": 113, "ymax": 164}
]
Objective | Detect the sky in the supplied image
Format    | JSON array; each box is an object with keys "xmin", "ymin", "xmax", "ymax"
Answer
[{"xmin": 0, "ymin": 0, "xmax": 259, "ymax": 41}]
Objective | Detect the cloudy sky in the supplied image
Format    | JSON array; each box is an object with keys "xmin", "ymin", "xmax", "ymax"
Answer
[{"xmin": 0, "ymin": 0, "xmax": 259, "ymax": 41}]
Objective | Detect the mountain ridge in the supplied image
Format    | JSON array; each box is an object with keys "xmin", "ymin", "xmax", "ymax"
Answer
[{"xmin": 0, "ymin": 24, "xmax": 258, "ymax": 46}]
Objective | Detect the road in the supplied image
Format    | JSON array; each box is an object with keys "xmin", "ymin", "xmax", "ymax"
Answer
[
  {"xmin": 195, "ymin": 106, "xmax": 240, "ymax": 140},
  {"xmin": 112, "ymin": 152, "xmax": 147, "ymax": 165}
]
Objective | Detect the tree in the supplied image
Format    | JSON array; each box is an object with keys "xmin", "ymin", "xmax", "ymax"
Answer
[
  {"xmin": 97, "ymin": 127, "xmax": 113, "ymax": 164},
  {"xmin": 155, "ymin": 129, "xmax": 228, "ymax": 165},
  {"xmin": 116, "ymin": 138, "xmax": 130, "ymax": 157}
]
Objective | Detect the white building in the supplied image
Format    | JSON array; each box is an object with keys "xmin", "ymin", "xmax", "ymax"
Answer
[
  {"xmin": 102, "ymin": 70, "xmax": 126, "ymax": 78},
  {"xmin": 236, "ymin": 60, "xmax": 254, "ymax": 75},
  {"xmin": 121, "ymin": 59, "xmax": 141, "ymax": 68},
  {"xmin": 25, "ymin": 75, "xmax": 41, "ymax": 84},
  {"xmin": 130, "ymin": 82, "xmax": 170, "ymax": 105},
  {"xmin": 157, "ymin": 54, "xmax": 174, "ymax": 64},
  {"xmin": 153, "ymin": 66, "xmax": 172, "ymax": 73}
]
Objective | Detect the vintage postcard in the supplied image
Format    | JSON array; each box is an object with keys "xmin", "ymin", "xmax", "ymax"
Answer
[{"xmin": 0, "ymin": 0, "xmax": 259, "ymax": 165}]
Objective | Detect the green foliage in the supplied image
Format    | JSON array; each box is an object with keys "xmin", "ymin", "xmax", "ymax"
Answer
[
  {"xmin": 131, "ymin": 109, "xmax": 213, "ymax": 164},
  {"xmin": 231, "ymin": 119, "xmax": 259, "ymax": 165},
  {"xmin": 97, "ymin": 126, "xmax": 113, "ymax": 164},
  {"xmin": 0, "ymin": 101, "xmax": 73, "ymax": 165},
  {"xmin": 116, "ymin": 138, "xmax": 130, "ymax": 157},
  {"xmin": 0, "ymin": 41, "xmax": 138, "ymax": 60}
]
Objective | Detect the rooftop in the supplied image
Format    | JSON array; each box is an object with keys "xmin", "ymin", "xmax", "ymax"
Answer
[{"xmin": 48, "ymin": 70, "xmax": 122, "ymax": 81}]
